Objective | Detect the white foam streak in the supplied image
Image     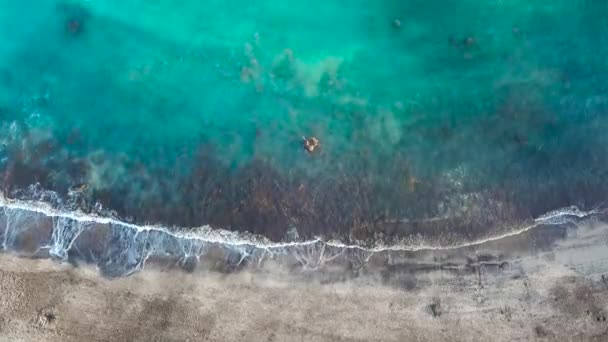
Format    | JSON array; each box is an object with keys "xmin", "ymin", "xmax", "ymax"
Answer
[{"xmin": 0, "ymin": 196, "xmax": 600, "ymax": 253}]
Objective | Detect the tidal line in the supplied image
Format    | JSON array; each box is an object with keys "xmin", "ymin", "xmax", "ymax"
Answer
[{"xmin": 0, "ymin": 197, "xmax": 601, "ymax": 253}]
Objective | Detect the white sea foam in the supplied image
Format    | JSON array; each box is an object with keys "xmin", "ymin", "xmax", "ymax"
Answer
[{"xmin": 0, "ymin": 195, "xmax": 601, "ymax": 276}]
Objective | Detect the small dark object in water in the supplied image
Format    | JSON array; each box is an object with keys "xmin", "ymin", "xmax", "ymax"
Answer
[
  {"xmin": 67, "ymin": 19, "xmax": 82, "ymax": 35},
  {"xmin": 70, "ymin": 183, "xmax": 89, "ymax": 193},
  {"xmin": 449, "ymin": 35, "xmax": 477, "ymax": 49},
  {"xmin": 392, "ymin": 19, "xmax": 402, "ymax": 29},
  {"xmin": 302, "ymin": 136, "xmax": 320, "ymax": 153},
  {"xmin": 512, "ymin": 26, "xmax": 521, "ymax": 35},
  {"xmin": 58, "ymin": 2, "xmax": 90, "ymax": 36},
  {"xmin": 464, "ymin": 36, "xmax": 476, "ymax": 46}
]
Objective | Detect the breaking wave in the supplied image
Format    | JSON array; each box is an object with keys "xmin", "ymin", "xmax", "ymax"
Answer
[{"xmin": 0, "ymin": 193, "xmax": 601, "ymax": 277}]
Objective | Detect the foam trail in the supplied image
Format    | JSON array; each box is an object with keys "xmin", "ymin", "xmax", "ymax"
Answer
[
  {"xmin": 0, "ymin": 196, "xmax": 602, "ymax": 277},
  {"xmin": 49, "ymin": 216, "xmax": 89, "ymax": 261}
]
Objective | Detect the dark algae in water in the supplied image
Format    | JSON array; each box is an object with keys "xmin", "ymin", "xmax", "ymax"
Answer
[{"xmin": 1, "ymin": 1, "xmax": 608, "ymax": 244}]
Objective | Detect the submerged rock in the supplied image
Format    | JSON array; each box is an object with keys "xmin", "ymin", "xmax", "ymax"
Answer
[
  {"xmin": 58, "ymin": 2, "xmax": 90, "ymax": 37},
  {"xmin": 302, "ymin": 136, "xmax": 320, "ymax": 153}
]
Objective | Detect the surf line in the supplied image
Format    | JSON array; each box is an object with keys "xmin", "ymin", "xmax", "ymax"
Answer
[{"xmin": 0, "ymin": 196, "xmax": 601, "ymax": 253}]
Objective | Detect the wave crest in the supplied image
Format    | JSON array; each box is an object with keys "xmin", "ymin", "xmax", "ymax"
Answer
[{"xmin": 0, "ymin": 194, "xmax": 600, "ymax": 277}]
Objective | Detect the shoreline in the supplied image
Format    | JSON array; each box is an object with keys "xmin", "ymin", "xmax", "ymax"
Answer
[
  {"xmin": 1, "ymin": 218, "xmax": 608, "ymax": 341},
  {"xmin": 0, "ymin": 196, "xmax": 600, "ymax": 278}
]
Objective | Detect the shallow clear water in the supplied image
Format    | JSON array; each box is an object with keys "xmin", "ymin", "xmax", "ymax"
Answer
[{"xmin": 1, "ymin": 1, "xmax": 608, "ymax": 242}]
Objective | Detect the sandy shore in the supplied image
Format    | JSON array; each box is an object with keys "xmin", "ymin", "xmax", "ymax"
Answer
[{"xmin": 1, "ymin": 220, "xmax": 608, "ymax": 341}]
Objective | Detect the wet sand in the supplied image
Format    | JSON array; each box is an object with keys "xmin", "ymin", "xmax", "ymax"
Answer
[{"xmin": 1, "ymin": 220, "xmax": 608, "ymax": 341}]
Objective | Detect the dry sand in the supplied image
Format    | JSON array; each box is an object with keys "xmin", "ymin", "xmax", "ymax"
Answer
[{"xmin": 1, "ymin": 221, "xmax": 608, "ymax": 341}]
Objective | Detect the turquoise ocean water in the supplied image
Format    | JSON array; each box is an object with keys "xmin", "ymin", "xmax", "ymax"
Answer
[{"xmin": 1, "ymin": 1, "xmax": 608, "ymax": 243}]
